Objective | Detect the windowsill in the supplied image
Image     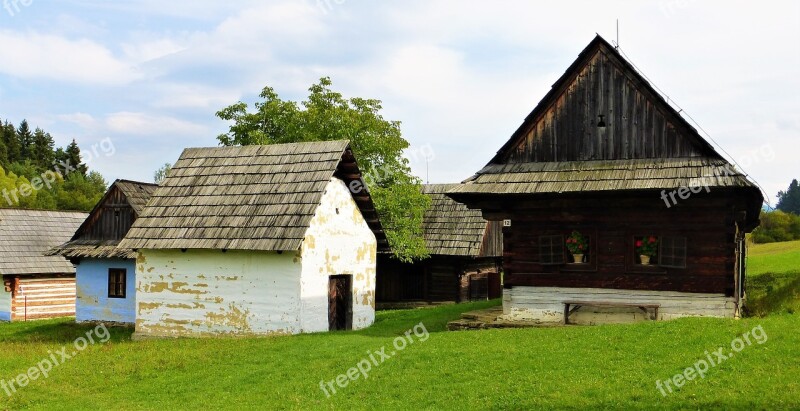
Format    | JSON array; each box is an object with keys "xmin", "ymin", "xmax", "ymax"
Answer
[
  {"xmin": 561, "ymin": 263, "xmax": 597, "ymax": 273},
  {"xmin": 625, "ymin": 264, "xmax": 667, "ymax": 275}
]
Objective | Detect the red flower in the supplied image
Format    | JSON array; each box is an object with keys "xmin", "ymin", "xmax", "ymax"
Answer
[
  {"xmin": 649, "ymin": 236, "xmax": 656, "ymax": 243},
  {"xmin": 636, "ymin": 240, "xmax": 643, "ymax": 247},
  {"xmin": 578, "ymin": 245, "xmax": 583, "ymax": 250}
]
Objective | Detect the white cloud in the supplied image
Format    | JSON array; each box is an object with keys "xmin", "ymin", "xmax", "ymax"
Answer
[
  {"xmin": 122, "ymin": 38, "xmax": 188, "ymax": 63},
  {"xmin": 0, "ymin": 30, "xmax": 141, "ymax": 85},
  {"xmin": 105, "ymin": 112, "xmax": 206, "ymax": 136},
  {"xmin": 150, "ymin": 84, "xmax": 241, "ymax": 110},
  {"xmin": 57, "ymin": 112, "xmax": 98, "ymax": 129}
]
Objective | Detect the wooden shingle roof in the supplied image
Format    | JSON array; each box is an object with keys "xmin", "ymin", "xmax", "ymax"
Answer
[
  {"xmin": 118, "ymin": 140, "xmax": 385, "ymax": 251},
  {"xmin": 422, "ymin": 184, "xmax": 495, "ymax": 257},
  {"xmin": 450, "ymin": 157, "xmax": 755, "ymax": 196},
  {"xmin": 116, "ymin": 180, "xmax": 158, "ymax": 214},
  {"xmin": 47, "ymin": 179, "xmax": 157, "ymax": 259},
  {"xmin": 0, "ymin": 209, "xmax": 87, "ymax": 275}
]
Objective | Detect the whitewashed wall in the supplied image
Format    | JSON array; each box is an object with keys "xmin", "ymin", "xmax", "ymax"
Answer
[
  {"xmin": 502, "ymin": 286, "xmax": 736, "ymax": 325},
  {"xmin": 300, "ymin": 177, "xmax": 377, "ymax": 332},
  {"xmin": 134, "ymin": 249, "xmax": 302, "ymax": 338},
  {"xmin": 0, "ymin": 286, "xmax": 11, "ymax": 321}
]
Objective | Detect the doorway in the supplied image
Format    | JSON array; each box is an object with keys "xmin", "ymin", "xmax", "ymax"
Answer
[{"xmin": 328, "ymin": 275, "xmax": 353, "ymax": 331}]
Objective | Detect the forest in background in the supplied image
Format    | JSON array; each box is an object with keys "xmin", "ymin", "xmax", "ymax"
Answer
[{"xmin": 0, "ymin": 118, "xmax": 107, "ymax": 212}]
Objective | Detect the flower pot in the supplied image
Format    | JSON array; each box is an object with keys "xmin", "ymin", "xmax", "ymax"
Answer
[
  {"xmin": 572, "ymin": 253, "xmax": 584, "ymax": 264},
  {"xmin": 640, "ymin": 255, "xmax": 651, "ymax": 265}
]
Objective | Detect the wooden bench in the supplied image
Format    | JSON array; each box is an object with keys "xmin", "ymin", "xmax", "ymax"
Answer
[{"xmin": 563, "ymin": 301, "xmax": 660, "ymax": 324}]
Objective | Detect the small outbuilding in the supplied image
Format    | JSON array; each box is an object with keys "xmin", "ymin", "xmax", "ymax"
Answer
[
  {"xmin": 377, "ymin": 184, "xmax": 502, "ymax": 305},
  {"xmin": 48, "ymin": 179, "xmax": 157, "ymax": 324},
  {"xmin": 0, "ymin": 209, "xmax": 87, "ymax": 321},
  {"xmin": 118, "ymin": 140, "xmax": 385, "ymax": 338},
  {"xmin": 448, "ymin": 35, "xmax": 763, "ymax": 324}
]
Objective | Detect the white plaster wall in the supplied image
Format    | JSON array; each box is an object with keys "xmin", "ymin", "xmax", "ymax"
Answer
[
  {"xmin": 0, "ymin": 285, "xmax": 11, "ymax": 322},
  {"xmin": 502, "ymin": 286, "xmax": 736, "ymax": 325},
  {"xmin": 134, "ymin": 249, "xmax": 302, "ymax": 338},
  {"xmin": 300, "ymin": 177, "xmax": 377, "ymax": 332}
]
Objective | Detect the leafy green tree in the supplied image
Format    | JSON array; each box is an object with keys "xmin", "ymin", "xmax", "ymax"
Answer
[
  {"xmin": 154, "ymin": 162, "xmax": 172, "ymax": 184},
  {"xmin": 751, "ymin": 210, "xmax": 800, "ymax": 243},
  {"xmin": 16, "ymin": 120, "xmax": 34, "ymax": 159},
  {"xmin": 217, "ymin": 77, "xmax": 430, "ymax": 261},
  {"xmin": 56, "ymin": 171, "xmax": 106, "ymax": 210},
  {"xmin": 776, "ymin": 179, "xmax": 800, "ymax": 215}
]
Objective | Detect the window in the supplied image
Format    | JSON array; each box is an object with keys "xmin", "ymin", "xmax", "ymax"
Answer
[
  {"xmin": 539, "ymin": 235, "xmax": 565, "ymax": 265},
  {"xmin": 659, "ymin": 236, "xmax": 687, "ymax": 268},
  {"xmin": 108, "ymin": 268, "xmax": 126, "ymax": 298}
]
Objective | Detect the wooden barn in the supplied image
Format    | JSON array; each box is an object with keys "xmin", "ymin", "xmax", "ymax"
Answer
[
  {"xmin": 48, "ymin": 180, "xmax": 157, "ymax": 324},
  {"xmin": 448, "ymin": 35, "xmax": 763, "ymax": 324},
  {"xmin": 377, "ymin": 184, "xmax": 502, "ymax": 305},
  {"xmin": 0, "ymin": 209, "xmax": 87, "ymax": 321},
  {"xmin": 118, "ymin": 140, "xmax": 385, "ymax": 338}
]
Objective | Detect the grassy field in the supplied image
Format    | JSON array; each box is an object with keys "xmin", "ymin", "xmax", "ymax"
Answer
[{"xmin": 0, "ymin": 242, "xmax": 798, "ymax": 410}]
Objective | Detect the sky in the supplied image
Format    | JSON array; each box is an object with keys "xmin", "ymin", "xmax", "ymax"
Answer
[{"xmin": 0, "ymin": 0, "xmax": 798, "ymax": 206}]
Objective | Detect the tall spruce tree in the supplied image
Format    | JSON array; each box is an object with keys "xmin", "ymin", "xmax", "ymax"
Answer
[
  {"xmin": 777, "ymin": 179, "xmax": 800, "ymax": 215},
  {"xmin": 64, "ymin": 139, "xmax": 88, "ymax": 176},
  {"xmin": 16, "ymin": 120, "xmax": 34, "ymax": 159},
  {"xmin": 3, "ymin": 121, "xmax": 20, "ymax": 163},
  {"xmin": 32, "ymin": 128, "xmax": 56, "ymax": 171}
]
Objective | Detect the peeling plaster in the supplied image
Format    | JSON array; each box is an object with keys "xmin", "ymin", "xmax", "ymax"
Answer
[{"xmin": 133, "ymin": 177, "xmax": 377, "ymax": 338}]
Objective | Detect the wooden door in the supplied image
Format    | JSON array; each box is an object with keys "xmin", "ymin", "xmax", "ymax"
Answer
[
  {"xmin": 328, "ymin": 275, "xmax": 352, "ymax": 331},
  {"xmin": 487, "ymin": 272, "xmax": 502, "ymax": 299}
]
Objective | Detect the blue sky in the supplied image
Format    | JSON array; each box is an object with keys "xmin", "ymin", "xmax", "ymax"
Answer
[{"xmin": 0, "ymin": 0, "xmax": 798, "ymax": 205}]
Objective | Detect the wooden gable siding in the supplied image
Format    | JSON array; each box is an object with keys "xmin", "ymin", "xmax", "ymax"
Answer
[
  {"xmin": 501, "ymin": 45, "xmax": 708, "ymax": 164},
  {"xmin": 479, "ymin": 220, "xmax": 503, "ymax": 257},
  {"xmin": 478, "ymin": 192, "xmax": 742, "ymax": 296},
  {"xmin": 78, "ymin": 185, "xmax": 136, "ymax": 242}
]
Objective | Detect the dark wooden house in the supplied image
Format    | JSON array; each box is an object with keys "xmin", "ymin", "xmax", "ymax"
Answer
[
  {"xmin": 377, "ymin": 184, "xmax": 502, "ymax": 306},
  {"xmin": 0, "ymin": 209, "xmax": 87, "ymax": 321},
  {"xmin": 448, "ymin": 36, "xmax": 763, "ymax": 324},
  {"xmin": 49, "ymin": 179, "xmax": 158, "ymax": 324}
]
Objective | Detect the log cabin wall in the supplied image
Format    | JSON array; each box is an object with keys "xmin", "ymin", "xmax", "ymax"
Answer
[
  {"xmin": 376, "ymin": 255, "xmax": 502, "ymax": 303},
  {"xmin": 11, "ymin": 275, "xmax": 76, "ymax": 321},
  {"xmin": 482, "ymin": 193, "xmax": 743, "ymax": 296}
]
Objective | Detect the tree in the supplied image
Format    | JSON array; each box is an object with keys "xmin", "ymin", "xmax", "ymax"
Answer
[
  {"xmin": 217, "ymin": 77, "xmax": 430, "ymax": 261},
  {"xmin": 751, "ymin": 210, "xmax": 800, "ymax": 243},
  {"xmin": 16, "ymin": 120, "xmax": 34, "ymax": 159},
  {"xmin": 2, "ymin": 121, "xmax": 19, "ymax": 163},
  {"xmin": 0, "ymin": 128, "xmax": 8, "ymax": 168},
  {"xmin": 64, "ymin": 139, "xmax": 88, "ymax": 176},
  {"xmin": 32, "ymin": 128, "xmax": 55, "ymax": 171},
  {"xmin": 154, "ymin": 163, "xmax": 172, "ymax": 184},
  {"xmin": 776, "ymin": 179, "xmax": 800, "ymax": 215}
]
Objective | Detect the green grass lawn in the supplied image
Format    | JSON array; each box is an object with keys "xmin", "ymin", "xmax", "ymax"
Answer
[
  {"xmin": 748, "ymin": 239, "xmax": 800, "ymax": 275},
  {"xmin": 1, "ymin": 243, "xmax": 799, "ymax": 410},
  {"xmin": 744, "ymin": 240, "xmax": 800, "ymax": 317}
]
